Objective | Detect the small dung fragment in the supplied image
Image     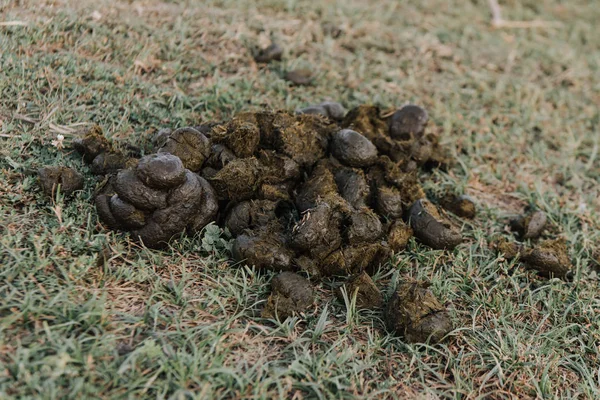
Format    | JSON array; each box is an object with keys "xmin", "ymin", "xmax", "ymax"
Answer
[
  {"xmin": 285, "ymin": 69, "xmax": 313, "ymax": 86},
  {"xmin": 254, "ymin": 43, "xmax": 283, "ymax": 63},
  {"xmin": 91, "ymin": 152, "xmax": 131, "ymax": 175},
  {"xmin": 232, "ymin": 228, "xmax": 295, "ymax": 271},
  {"xmin": 337, "ymin": 271, "xmax": 383, "ymax": 310},
  {"xmin": 389, "ymin": 105, "xmax": 429, "ymax": 140},
  {"xmin": 440, "ymin": 194, "xmax": 476, "ymax": 219},
  {"xmin": 385, "ymin": 281, "xmax": 452, "ymax": 343},
  {"xmin": 262, "ymin": 272, "xmax": 314, "ymax": 319},
  {"xmin": 38, "ymin": 166, "xmax": 84, "ymax": 197},
  {"xmin": 158, "ymin": 127, "xmax": 211, "ymax": 172},
  {"xmin": 522, "ymin": 238, "xmax": 571, "ymax": 279},
  {"xmin": 72, "ymin": 125, "xmax": 112, "ymax": 162},
  {"xmin": 330, "ymin": 129, "xmax": 378, "ymax": 168},
  {"xmin": 296, "ymin": 101, "xmax": 347, "ymax": 122},
  {"xmin": 408, "ymin": 199, "xmax": 463, "ymax": 250},
  {"xmin": 510, "ymin": 210, "xmax": 547, "ymax": 240},
  {"xmin": 387, "ymin": 220, "xmax": 413, "ymax": 252}
]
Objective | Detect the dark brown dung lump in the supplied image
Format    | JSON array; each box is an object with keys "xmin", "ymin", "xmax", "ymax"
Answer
[
  {"xmin": 158, "ymin": 127, "xmax": 211, "ymax": 172},
  {"xmin": 389, "ymin": 105, "xmax": 429, "ymax": 140},
  {"xmin": 38, "ymin": 166, "xmax": 84, "ymax": 197},
  {"xmin": 262, "ymin": 272, "xmax": 314, "ymax": 319},
  {"xmin": 440, "ymin": 194, "xmax": 476, "ymax": 219},
  {"xmin": 510, "ymin": 210, "xmax": 547, "ymax": 240},
  {"xmin": 385, "ymin": 281, "xmax": 452, "ymax": 343},
  {"xmin": 95, "ymin": 153, "xmax": 217, "ymax": 248},
  {"xmin": 408, "ymin": 199, "xmax": 463, "ymax": 250},
  {"xmin": 337, "ymin": 271, "xmax": 383, "ymax": 310}
]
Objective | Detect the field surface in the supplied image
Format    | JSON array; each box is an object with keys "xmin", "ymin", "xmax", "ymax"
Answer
[{"xmin": 1, "ymin": 0, "xmax": 599, "ymax": 398}]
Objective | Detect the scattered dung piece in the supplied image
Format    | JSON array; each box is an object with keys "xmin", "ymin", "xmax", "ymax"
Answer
[
  {"xmin": 375, "ymin": 185, "xmax": 403, "ymax": 219},
  {"xmin": 296, "ymin": 101, "xmax": 346, "ymax": 121},
  {"xmin": 91, "ymin": 152, "xmax": 132, "ymax": 175},
  {"xmin": 285, "ymin": 69, "xmax": 313, "ymax": 86},
  {"xmin": 440, "ymin": 194, "xmax": 476, "ymax": 219},
  {"xmin": 337, "ymin": 271, "xmax": 383, "ymax": 310},
  {"xmin": 152, "ymin": 128, "xmax": 172, "ymax": 148},
  {"xmin": 345, "ymin": 208, "xmax": 382, "ymax": 245},
  {"xmin": 385, "ymin": 281, "xmax": 452, "ymax": 343},
  {"xmin": 321, "ymin": 22, "xmax": 343, "ymax": 38},
  {"xmin": 494, "ymin": 238, "xmax": 524, "ymax": 260},
  {"xmin": 206, "ymin": 157, "xmax": 261, "ymax": 201},
  {"xmin": 262, "ymin": 272, "xmax": 314, "ymax": 319},
  {"xmin": 205, "ymin": 144, "xmax": 237, "ymax": 169},
  {"xmin": 269, "ymin": 112, "xmax": 331, "ymax": 167},
  {"xmin": 211, "ymin": 118, "xmax": 260, "ymax": 158},
  {"xmin": 321, "ymin": 242, "xmax": 390, "ymax": 276},
  {"xmin": 232, "ymin": 227, "xmax": 295, "ymax": 271},
  {"xmin": 342, "ymin": 105, "xmax": 389, "ymax": 142},
  {"xmin": 389, "ymin": 105, "xmax": 429, "ymax": 140},
  {"xmin": 334, "ymin": 167, "xmax": 370, "ymax": 209},
  {"xmin": 38, "ymin": 166, "xmax": 84, "ymax": 197},
  {"xmin": 96, "ymin": 154, "xmax": 217, "ymax": 248},
  {"xmin": 292, "ymin": 203, "xmax": 343, "ymax": 260},
  {"xmin": 523, "ymin": 238, "xmax": 571, "ymax": 279},
  {"xmin": 72, "ymin": 125, "xmax": 112, "ymax": 162},
  {"xmin": 510, "ymin": 210, "xmax": 547, "ymax": 240},
  {"xmin": 158, "ymin": 127, "xmax": 211, "ymax": 172},
  {"xmin": 295, "ymin": 162, "xmax": 347, "ymax": 212},
  {"xmin": 224, "ymin": 199, "xmax": 279, "ymax": 236},
  {"xmin": 408, "ymin": 199, "xmax": 463, "ymax": 250},
  {"xmin": 387, "ymin": 220, "xmax": 413, "ymax": 252},
  {"xmin": 330, "ymin": 129, "xmax": 378, "ymax": 168},
  {"xmin": 136, "ymin": 153, "xmax": 186, "ymax": 189},
  {"xmin": 254, "ymin": 43, "xmax": 283, "ymax": 63}
]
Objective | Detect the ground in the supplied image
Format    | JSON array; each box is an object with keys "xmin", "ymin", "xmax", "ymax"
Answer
[{"xmin": 1, "ymin": 0, "xmax": 599, "ymax": 398}]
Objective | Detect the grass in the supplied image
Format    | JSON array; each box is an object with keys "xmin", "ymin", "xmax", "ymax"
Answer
[{"xmin": 1, "ymin": 0, "xmax": 599, "ymax": 398}]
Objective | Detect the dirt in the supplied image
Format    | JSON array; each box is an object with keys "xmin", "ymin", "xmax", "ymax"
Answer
[
  {"xmin": 262, "ymin": 272, "xmax": 314, "ymax": 319},
  {"xmin": 38, "ymin": 166, "xmax": 84, "ymax": 197},
  {"xmin": 385, "ymin": 281, "xmax": 452, "ymax": 343}
]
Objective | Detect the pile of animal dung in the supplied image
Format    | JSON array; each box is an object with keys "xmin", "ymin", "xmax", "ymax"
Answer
[{"xmin": 70, "ymin": 102, "xmax": 573, "ymax": 344}]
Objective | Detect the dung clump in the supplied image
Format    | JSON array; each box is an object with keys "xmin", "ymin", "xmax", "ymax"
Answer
[
  {"xmin": 389, "ymin": 105, "xmax": 429, "ymax": 140},
  {"xmin": 262, "ymin": 272, "xmax": 314, "ymax": 319},
  {"xmin": 81, "ymin": 105, "xmax": 470, "ymax": 341},
  {"xmin": 285, "ymin": 69, "xmax": 313, "ymax": 86},
  {"xmin": 440, "ymin": 194, "xmax": 476, "ymax": 219},
  {"xmin": 38, "ymin": 166, "xmax": 84, "ymax": 197},
  {"xmin": 408, "ymin": 199, "xmax": 463, "ymax": 250},
  {"xmin": 493, "ymin": 237, "xmax": 572, "ymax": 280},
  {"xmin": 522, "ymin": 238, "xmax": 571, "ymax": 279},
  {"xmin": 385, "ymin": 281, "xmax": 453, "ymax": 343},
  {"xmin": 73, "ymin": 125, "xmax": 136, "ymax": 175},
  {"xmin": 95, "ymin": 153, "xmax": 217, "ymax": 248},
  {"xmin": 297, "ymin": 101, "xmax": 346, "ymax": 122},
  {"xmin": 158, "ymin": 127, "xmax": 211, "ymax": 172},
  {"xmin": 510, "ymin": 210, "xmax": 547, "ymax": 240},
  {"xmin": 254, "ymin": 43, "xmax": 283, "ymax": 63},
  {"xmin": 337, "ymin": 271, "xmax": 383, "ymax": 310},
  {"xmin": 330, "ymin": 129, "xmax": 378, "ymax": 167}
]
